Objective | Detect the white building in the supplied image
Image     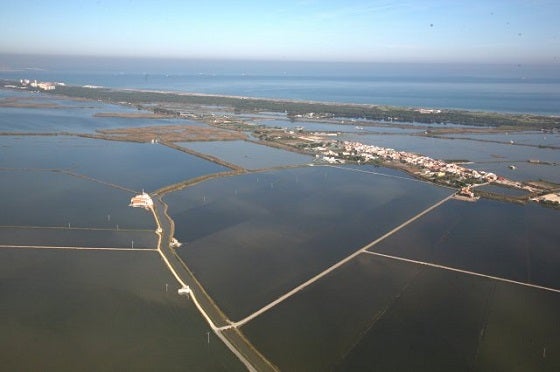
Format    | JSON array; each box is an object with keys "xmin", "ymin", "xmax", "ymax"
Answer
[{"xmin": 129, "ymin": 192, "xmax": 153, "ymax": 210}]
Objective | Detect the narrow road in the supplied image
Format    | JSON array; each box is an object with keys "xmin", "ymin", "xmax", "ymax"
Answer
[
  {"xmin": 0, "ymin": 244, "xmax": 156, "ymax": 251},
  {"xmin": 362, "ymin": 250, "xmax": 560, "ymax": 294},
  {"xmin": 149, "ymin": 200, "xmax": 275, "ymax": 372},
  {"xmin": 0, "ymin": 225, "xmax": 151, "ymax": 232},
  {"xmin": 60, "ymin": 170, "xmax": 137, "ymax": 193}
]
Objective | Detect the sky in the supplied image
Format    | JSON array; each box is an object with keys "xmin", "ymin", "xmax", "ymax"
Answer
[{"xmin": 1, "ymin": 0, "xmax": 559, "ymax": 64}]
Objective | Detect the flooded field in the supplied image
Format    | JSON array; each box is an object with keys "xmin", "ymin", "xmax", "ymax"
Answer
[
  {"xmin": 0, "ymin": 92, "xmax": 250, "ymax": 369},
  {"xmin": 0, "ymin": 248, "xmax": 244, "ymax": 371},
  {"xmin": 0, "ymin": 136, "xmax": 227, "ymax": 191},
  {"xmin": 243, "ymin": 253, "xmax": 559, "ymax": 371},
  {"xmin": 370, "ymin": 199, "xmax": 560, "ymax": 289},
  {"xmin": 0, "ymin": 92, "xmax": 200, "ymax": 133},
  {"xmin": 176, "ymin": 140, "xmax": 312, "ymax": 169},
  {"xmin": 242, "ymin": 254, "xmax": 424, "ymax": 370},
  {"xmin": 0, "ymin": 170, "xmax": 153, "ymax": 229},
  {"xmin": 166, "ymin": 165, "xmax": 452, "ymax": 319},
  {"xmin": 0, "ymin": 227, "xmax": 156, "ymax": 249},
  {"xmin": 1, "ymin": 87, "xmax": 559, "ymax": 370}
]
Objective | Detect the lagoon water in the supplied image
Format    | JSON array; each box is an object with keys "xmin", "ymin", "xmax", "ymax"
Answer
[
  {"xmin": 0, "ymin": 91, "xmax": 203, "ymax": 133},
  {"xmin": 441, "ymin": 131, "xmax": 560, "ymax": 148}
]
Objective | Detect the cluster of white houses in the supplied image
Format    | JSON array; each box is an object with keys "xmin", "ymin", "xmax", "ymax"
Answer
[
  {"xmin": 340, "ymin": 141, "xmax": 500, "ymax": 183},
  {"xmin": 310, "ymin": 140, "xmax": 538, "ymax": 192}
]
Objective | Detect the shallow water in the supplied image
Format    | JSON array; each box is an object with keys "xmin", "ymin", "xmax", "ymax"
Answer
[
  {"xmin": 339, "ymin": 258, "xmax": 560, "ymax": 371},
  {"xmin": 371, "ymin": 199, "xmax": 560, "ymax": 289},
  {"xmin": 1, "ymin": 73, "xmax": 559, "ymax": 371},
  {"xmin": 0, "ymin": 136, "xmax": 228, "ymax": 192},
  {"xmin": 341, "ymin": 133, "xmax": 559, "ymax": 164},
  {"xmin": 0, "ymin": 227, "xmax": 156, "ymax": 249},
  {"xmin": 167, "ymin": 165, "xmax": 452, "ymax": 319},
  {"xmin": 0, "ymin": 170, "xmax": 153, "ymax": 229},
  {"xmin": 441, "ymin": 131, "xmax": 560, "ymax": 147},
  {"xmin": 0, "ymin": 90, "xmax": 205, "ymax": 133},
  {"xmin": 0, "ymin": 248, "xmax": 244, "ymax": 371},
  {"xmin": 244, "ymin": 253, "xmax": 560, "ymax": 371},
  {"xmin": 176, "ymin": 140, "xmax": 312, "ymax": 170}
]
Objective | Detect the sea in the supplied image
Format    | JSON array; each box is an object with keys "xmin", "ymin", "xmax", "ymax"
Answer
[{"xmin": 1, "ymin": 55, "xmax": 560, "ymax": 115}]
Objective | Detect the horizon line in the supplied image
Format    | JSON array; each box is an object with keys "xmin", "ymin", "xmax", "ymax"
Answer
[{"xmin": 1, "ymin": 52, "xmax": 558, "ymax": 67}]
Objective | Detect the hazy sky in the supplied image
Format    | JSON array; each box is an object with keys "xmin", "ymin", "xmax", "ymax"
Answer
[{"xmin": 1, "ymin": 0, "xmax": 559, "ymax": 63}]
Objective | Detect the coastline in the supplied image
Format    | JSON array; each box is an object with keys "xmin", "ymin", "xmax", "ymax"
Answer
[{"xmin": 2, "ymin": 81, "xmax": 559, "ymax": 129}]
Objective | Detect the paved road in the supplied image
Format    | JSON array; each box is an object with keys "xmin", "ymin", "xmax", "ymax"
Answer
[{"xmin": 363, "ymin": 250, "xmax": 560, "ymax": 294}]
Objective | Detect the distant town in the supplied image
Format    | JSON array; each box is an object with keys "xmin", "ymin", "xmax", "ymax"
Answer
[
  {"xmin": 3, "ymin": 79, "xmax": 63, "ymax": 91},
  {"xmin": 299, "ymin": 134, "xmax": 557, "ymax": 205}
]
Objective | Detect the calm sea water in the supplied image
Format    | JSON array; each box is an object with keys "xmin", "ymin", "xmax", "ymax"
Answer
[{"xmin": 1, "ymin": 57, "xmax": 559, "ymax": 114}]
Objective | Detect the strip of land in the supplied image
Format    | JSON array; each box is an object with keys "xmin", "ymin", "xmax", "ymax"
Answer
[{"xmin": 3, "ymin": 80, "xmax": 559, "ymax": 129}]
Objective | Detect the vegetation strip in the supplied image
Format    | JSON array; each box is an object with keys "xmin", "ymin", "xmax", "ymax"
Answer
[{"xmin": 27, "ymin": 82, "xmax": 560, "ymax": 129}]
